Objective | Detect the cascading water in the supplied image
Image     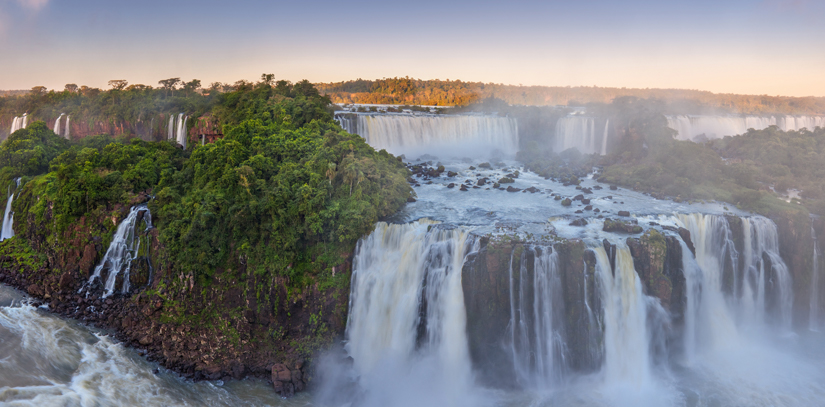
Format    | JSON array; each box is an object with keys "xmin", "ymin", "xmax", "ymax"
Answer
[
  {"xmin": 53, "ymin": 113, "xmax": 65, "ymax": 136},
  {"xmin": 674, "ymin": 214, "xmax": 740, "ymax": 362},
  {"xmin": 554, "ymin": 116, "xmax": 610, "ymax": 155},
  {"xmin": 64, "ymin": 115, "xmax": 71, "ymax": 139},
  {"xmin": 176, "ymin": 113, "xmax": 188, "ymax": 148},
  {"xmin": 666, "ymin": 115, "xmax": 825, "ymax": 141},
  {"xmin": 0, "ymin": 179, "xmax": 19, "ymax": 241},
  {"xmin": 600, "ymin": 119, "xmax": 610, "ymax": 155},
  {"xmin": 344, "ymin": 220, "xmax": 482, "ymax": 406},
  {"xmin": 10, "ymin": 114, "xmax": 28, "ymax": 134},
  {"xmin": 811, "ymin": 223, "xmax": 820, "ymax": 332},
  {"xmin": 167, "ymin": 115, "xmax": 175, "ymax": 140},
  {"xmin": 507, "ymin": 246, "xmax": 567, "ymax": 388},
  {"xmin": 741, "ymin": 217, "xmax": 794, "ymax": 329},
  {"xmin": 592, "ymin": 244, "xmax": 654, "ymax": 387},
  {"xmin": 334, "ymin": 113, "xmax": 519, "ymax": 158},
  {"xmin": 87, "ymin": 205, "xmax": 152, "ymax": 297}
]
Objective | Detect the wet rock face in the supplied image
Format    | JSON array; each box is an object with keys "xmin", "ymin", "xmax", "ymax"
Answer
[
  {"xmin": 271, "ymin": 361, "xmax": 306, "ymax": 397},
  {"xmin": 625, "ymin": 230, "xmax": 686, "ymax": 315},
  {"xmin": 462, "ymin": 238, "xmax": 603, "ymax": 388}
]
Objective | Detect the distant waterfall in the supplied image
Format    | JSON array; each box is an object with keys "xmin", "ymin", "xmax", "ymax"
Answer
[
  {"xmin": 167, "ymin": 115, "xmax": 175, "ymax": 140},
  {"xmin": 10, "ymin": 114, "xmax": 28, "ymax": 134},
  {"xmin": 52, "ymin": 114, "xmax": 65, "ymax": 137},
  {"xmin": 0, "ymin": 179, "xmax": 20, "ymax": 241},
  {"xmin": 166, "ymin": 114, "xmax": 188, "ymax": 148},
  {"xmin": 666, "ymin": 115, "xmax": 825, "ymax": 141},
  {"xmin": 88, "ymin": 205, "xmax": 153, "ymax": 297},
  {"xmin": 335, "ymin": 113, "xmax": 519, "ymax": 159},
  {"xmin": 176, "ymin": 113, "xmax": 188, "ymax": 148},
  {"xmin": 811, "ymin": 224, "xmax": 820, "ymax": 332},
  {"xmin": 507, "ymin": 246, "xmax": 568, "ymax": 387},
  {"xmin": 64, "ymin": 116, "xmax": 70, "ymax": 139},
  {"xmin": 345, "ymin": 220, "xmax": 478, "ymax": 405},
  {"xmin": 554, "ymin": 116, "xmax": 610, "ymax": 155}
]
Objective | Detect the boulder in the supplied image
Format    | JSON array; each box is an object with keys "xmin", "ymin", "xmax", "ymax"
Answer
[
  {"xmin": 570, "ymin": 218, "xmax": 588, "ymax": 227},
  {"xmin": 618, "ymin": 210, "xmax": 631, "ymax": 217},
  {"xmin": 603, "ymin": 219, "xmax": 643, "ymax": 234}
]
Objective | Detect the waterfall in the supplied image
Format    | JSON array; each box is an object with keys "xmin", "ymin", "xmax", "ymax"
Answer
[
  {"xmin": 555, "ymin": 116, "xmax": 610, "ymax": 155},
  {"xmin": 345, "ymin": 220, "xmax": 477, "ymax": 405},
  {"xmin": 0, "ymin": 182, "xmax": 17, "ymax": 241},
  {"xmin": 811, "ymin": 224, "xmax": 820, "ymax": 332},
  {"xmin": 176, "ymin": 114, "xmax": 188, "ymax": 148},
  {"xmin": 10, "ymin": 114, "xmax": 28, "ymax": 134},
  {"xmin": 334, "ymin": 113, "xmax": 519, "ymax": 158},
  {"xmin": 592, "ymin": 244, "xmax": 654, "ymax": 386},
  {"xmin": 666, "ymin": 115, "xmax": 825, "ymax": 141},
  {"xmin": 87, "ymin": 205, "xmax": 152, "ymax": 297},
  {"xmin": 53, "ymin": 113, "xmax": 65, "ymax": 136},
  {"xmin": 64, "ymin": 116, "xmax": 70, "ymax": 139},
  {"xmin": 674, "ymin": 213, "xmax": 793, "ymax": 337},
  {"xmin": 167, "ymin": 115, "xmax": 175, "ymax": 140},
  {"xmin": 600, "ymin": 119, "xmax": 610, "ymax": 155},
  {"xmin": 507, "ymin": 246, "xmax": 567, "ymax": 387},
  {"xmin": 675, "ymin": 214, "xmax": 740, "ymax": 362},
  {"xmin": 741, "ymin": 217, "xmax": 794, "ymax": 329}
]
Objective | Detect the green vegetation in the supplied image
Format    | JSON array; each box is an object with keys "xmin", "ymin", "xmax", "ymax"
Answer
[
  {"xmin": 0, "ymin": 76, "xmax": 411, "ymax": 300},
  {"xmin": 153, "ymin": 82, "xmax": 411, "ymax": 288}
]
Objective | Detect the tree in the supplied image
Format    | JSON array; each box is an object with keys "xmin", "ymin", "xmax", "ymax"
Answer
[
  {"xmin": 261, "ymin": 73, "xmax": 274, "ymax": 86},
  {"xmin": 64, "ymin": 84, "xmax": 78, "ymax": 93},
  {"xmin": 158, "ymin": 77, "xmax": 182, "ymax": 96},
  {"xmin": 30, "ymin": 86, "xmax": 47, "ymax": 96},
  {"xmin": 293, "ymin": 79, "xmax": 319, "ymax": 97},
  {"xmin": 108, "ymin": 80, "xmax": 128, "ymax": 90},
  {"xmin": 275, "ymin": 80, "xmax": 292, "ymax": 96},
  {"xmin": 183, "ymin": 79, "xmax": 201, "ymax": 93}
]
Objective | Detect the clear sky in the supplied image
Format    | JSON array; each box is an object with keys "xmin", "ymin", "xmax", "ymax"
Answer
[{"xmin": 1, "ymin": 0, "xmax": 823, "ymax": 96}]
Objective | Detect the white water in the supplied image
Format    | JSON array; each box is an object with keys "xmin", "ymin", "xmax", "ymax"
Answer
[
  {"xmin": 0, "ymin": 285, "xmax": 302, "ymax": 406},
  {"xmin": 344, "ymin": 220, "xmax": 486, "ymax": 407},
  {"xmin": 167, "ymin": 115, "xmax": 174, "ymax": 140},
  {"xmin": 64, "ymin": 115, "xmax": 70, "ymax": 139},
  {"xmin": 87, "ymin": 206, "xmax": 152, "ymax": 297},
  {"xmin": 1, "ymin": 185, "xmax": 15, "ymax": 241},
  {"xmin": 52, "ymin": 113, "xmax": 65, "ymax": 136},
  {"xmin": 811, "ymin": 224, "xmax": 820, "ymax": 332},
  {"xmin": 508, "ymin": 247, "xmax": 566, "ymax": 388},
  {"xmin": 335, "ymin": 113, "xmax": 519, "ymax": 158},
  {"xmin": 10, "ymin": 114, "xmax": 28, "ymax": 134},
  {"xmin": 675, "ymin": 214, "xmax": 740, "ymax": 362},
  {"xmin": 176, "ymin": 114, "xmax": 188, "ymax": 148},
  {"xmin": 555, "ymin": 116, "xmax": 610, "ymax": 155},
  {"xmin": 666, "ymin": 115, "xmax": 825, "ymax": 141},
  {"xmin": 742, "ymin": 217, "xmax": 794, "ymax": 329},
  {"xmin": 592, "ymin": 245, "xmax": 652, "ymax": 386}
]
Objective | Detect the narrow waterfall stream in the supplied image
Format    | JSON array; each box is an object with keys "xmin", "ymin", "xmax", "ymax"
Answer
[{"xmin": 87, "ymin": 205, "xmax": 153, "ymax": 297}]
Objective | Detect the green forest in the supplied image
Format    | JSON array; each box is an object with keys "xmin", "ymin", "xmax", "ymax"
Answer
[{"xmin": 0, "ymin": 76, "xmax": 411, "ymax": 315}]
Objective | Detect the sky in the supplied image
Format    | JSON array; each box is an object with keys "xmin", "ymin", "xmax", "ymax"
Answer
[{"xmin": 0, "ymin": 0, "xmax": 823, "ymax": 97}]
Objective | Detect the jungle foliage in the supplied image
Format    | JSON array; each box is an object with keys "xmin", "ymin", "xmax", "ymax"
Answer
[{"xmin": 0, "ymin": 79, "xmax": 411, "ymax": 291}]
